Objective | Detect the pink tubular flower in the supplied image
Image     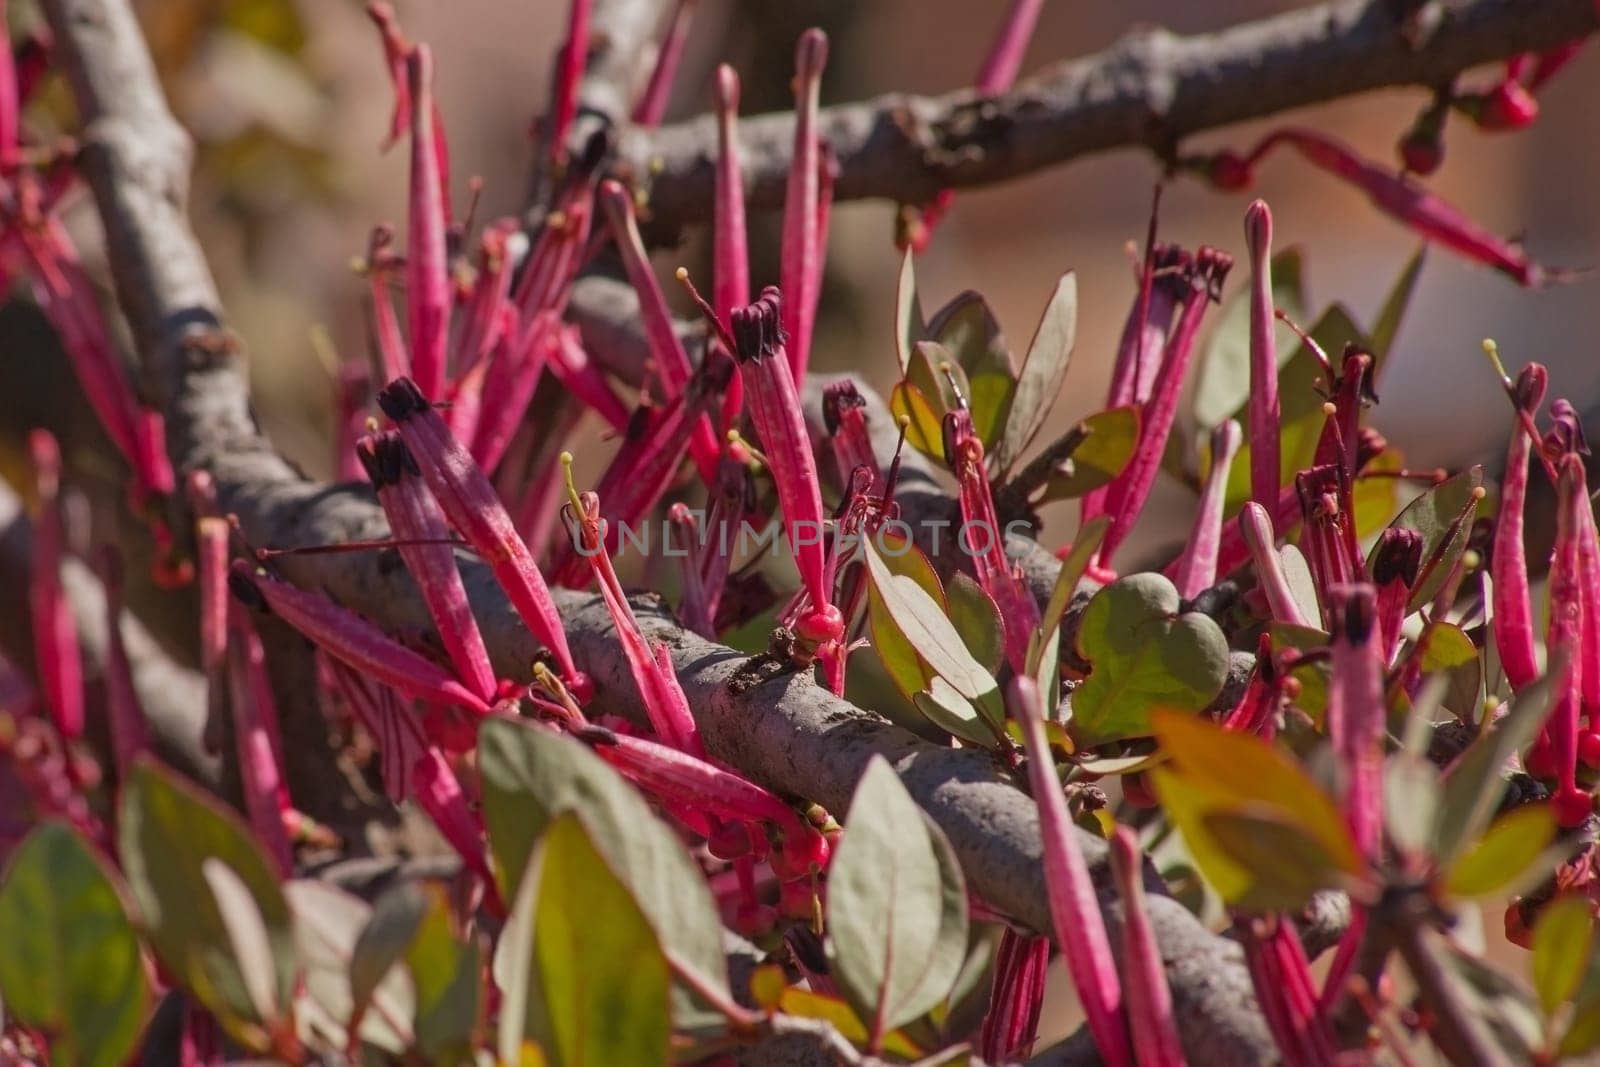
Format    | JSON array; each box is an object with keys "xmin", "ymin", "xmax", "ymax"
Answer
[
  {"xmin": 631, "ymin": 0, "xmax": 696, "ymax": 127},
  {"xmin": 362, "ymin": 226, "xmax": 409, "ymax": 383},
  {"xmin": 579, "ymin": 724, "xmax": 828, "ymax": 878},
  {"xmin": 1313, "ymin": 348, "xmax": 1376, "ymax": 477},
  {"xmin": 822, "ymin": 380, "xmax": 880, "ymax": 490},
  {"xmin": 448, "ymin": 219, "xmax": 519, "ymax": 384},
  {"xmin": 1370, "ymin": 527, "xmax": 1423, "ymax": 663},
  {"xmin": 1491, "ymin": 360, "xmax": 1548, "ymax": 691},
  {"xmin": 27, "ymin": 430, "xmax": 82, "ymax": 741},
  {"xmin": 947, "ymin": 408, "xmax": 1038, "ymax": 675},
  {"xmin": 597, "ymin": 179, "xmax": 721, "ymax": 479},
  {"xmin": 413, "ymin": 744, "xmax": 496, "ymax": 888},
  {"xmin": 377, "ymin": 377, "xmax": 587, "ymax": 698},
  {"xmin": 225, "ymin": 608, "xmax": 295, "ymax": 875},
  {"xmin": 1173, "ymin": 419, "xmax": 1242, "ymax": 600},
  {"xmin": 1536, "ymin": 454, "xmax": 1592, "ymax": 827},
  {"xmin": 548, "ymin": 323, "xmax": 630, "ymax": 433},
  {"xmin": 1110, "ymin": 828, "xmax": 1186, "ymax": 1067},
  {"xmin": 559, "ymin": 455, "xmax": 703, "ymax": 755},
  {"xmin": 230, "ymin": 561, "xmax": 491, "ymax": 715},
  {"xmin": 977, "ymin": 930, "xmax": 1050, "ymax": 1062},
  {"xmin": 1222, "ymin": 637, "xmax": 1286, "ymax": 737},
  {"xmin": 713, "ymin": 64, "xmax": 749, "ymax": 432},
  {"xmin": 1327, "ymin": 585, "xmax": 1384, "ymax": 859},
  {"xmin": 1100, "ymin": 248, "xmax": 1232, "ymax": 566},
  {"xmin": 1242, "ymin": 917, "xmax": 1336, "ymax": 1066},
  {"xmin": 1244, "ymin": 201, "xmax": 1282, "ymax": 516},
  {"xmin": 468, "ymin": 312, "xmax": 558, "ymax": 474},
  {"xmin": 1240, "ymin": 500, "xmax": 1312, "ymax": 628},
  {"xmin": 1009, "ymin": 676, "xmax": 1132, "ymax": 1067},
  {"xmin": 1296, "ymin": 464, "xmax": 1361, "ymax": 620},
  {"xmin": 324, "ymin": 656, "xmax": 424, "ymax": 802},
  {"xmin": 404, "ymin": 45, "xmax": 449, "ymax": 400},
  {"xmin": 1204, "ymin": 128, "xmax": 1561, "ymax": 287},
  {"xmin": 96, "ymin": 547, "xmax": 148, "ymax": 782},
  {"xmin": 780, "ymin": 29, "xmax": 828, "ymax": 384},
  {"xmin": 547, "ymin": 0, "xmax": 592, "ymax": 162},
  {"xmin": 195, "ymin": 516, "xmax": 230, "ymax": 754},
  {"xmin": 724, "ymin": 289, "xmax": 842, "ymax": 657},
  {"xmin": 1206, "ymin": 482, "xmax": 1301, "ymax": 580},
  {"xmin": 358, "ymin": 431, "xmax": 497, "ymax": 704}
]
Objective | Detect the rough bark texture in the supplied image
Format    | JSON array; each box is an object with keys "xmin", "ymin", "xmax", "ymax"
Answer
[{"xmin": 616, "ymin": 0, "xmax": 1600, "ymax": 237}]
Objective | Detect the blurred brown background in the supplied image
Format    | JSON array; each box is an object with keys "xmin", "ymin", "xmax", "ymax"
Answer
[{"xmin": 39, "ymin": 0, "xmax": 1596, "ymax": 1042}]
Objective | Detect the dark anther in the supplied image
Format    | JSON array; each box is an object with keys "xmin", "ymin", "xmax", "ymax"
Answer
[
  {"xmin": 1372, "ymin": 527, "xmax": 1424, "ymax": 587},
  {"xmin": 376, "ymin": 376, "xmax": 429, "ymax": 420},
  {"xmin": 729, "ymin": 287, "xmax": 785, "ymax": 364},
  {"xmin": 822, "ymin": 379, "xmax": 866, "ymax": 436},
  {"xmin": 227, "ymin": 570, "xmax": 270, "ymax": 613}
]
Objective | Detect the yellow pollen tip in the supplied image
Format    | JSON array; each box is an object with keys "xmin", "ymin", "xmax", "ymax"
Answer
[
  {"xmin": 674, "ymin": 266, "xmax": 689, "ymax": 281},
  {"xmin": 1321, "ymin": 402, "xmax": 1337, "ymax": 416},
  {"xmin": 364, "ymin": 416, "xmax": 380, "ymax": 434},
  {"xmin": 896, "ymin": 414, "xmax": 911, "ymax": 430},
  {"xmin": 559, "ymin": 452, "xmax": 585, "ymax": 513},
  {"xmin": 1471, "ymin": 486, "xmax": 1487, "ymax": 501}
]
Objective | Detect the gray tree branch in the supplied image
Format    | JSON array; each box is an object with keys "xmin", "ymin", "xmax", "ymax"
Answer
[{"xmin": 615, "ymin": 0, "xmax": 1599, "ymax": 236}]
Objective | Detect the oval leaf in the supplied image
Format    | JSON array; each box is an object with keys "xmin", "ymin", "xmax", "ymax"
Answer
[
  {"xmin": 999, "ymin": 271, "xmax": 1076, "ymax": 471},
  {"xmin": 1442, "ymin": 805, "xmax": 1558, "ymax": 899},
  {"xmin": 1530, "ymin": 896, "xmax": 1595, "ymax": 1015}
]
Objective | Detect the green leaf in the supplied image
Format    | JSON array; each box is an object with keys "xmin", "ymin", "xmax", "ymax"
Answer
[
  {"xmin": 866, "ymin": 532, "xmax": 947, "ymax": 704},
  {"xmin": 1560, "ymin": 992, "xmax": 1600, "ymax": 1055},
  {"xmin": 827, "ymin": 757, "xmax": 970, "ymax": 1038},
  {"xmin": 1434, "ymin": 670, "xmax": 1558, "ymax": 865},
  {"xmin": 496, "ymin": 813, "xmax": 671, "ymax": 1067},
  {"xmin": 891, "ymin": 379, "xmax": 945, "ymax": 463},
  {"xmin": 0, "ymin": 822, "xmax": 148, "ymax": 1067},
  {"xmin": 1269, "ymin": 623, "xmax": 1331, "ymax": 722},
  {"xmin": 285, "ymin": 880, "xmax": 414, "ymax": 1055},
  {"xmin": 895, "ymin": 245, "xmax": 925, "ymax": 373},
  {"xmin": 1071, "ymin": 573, "xmax": 1230, "ymax": 744},
  {"xmin": 349, "ymin": 881, "xmax": 429, "ymax": 1043},
  {"xmin": 1383, "ymin": 753, "xmax": 1441, "ymax": 860},
  {"xmin": 477, "ymin": 719, "xmax": 729, "ymax": 1027},
  {"xmin": 1366, "ymin": 467, "xmax": 1483, "ymax": 611},
  {"xmin": 1203, "ymin": 809, "xmax": 1354, "ymax": 911},
  {"xmin": 1034, "ymin": 406, "xmax": 1139, "ymax": 503},
  {"xmin": 1192, "ymin": 247, "xmax": 1307, "ymax": 431},
  {"xmin": 1392, "ymin": 621, "xmax": 1481, "ymax": 723},
  {"xmin": 1368, "ymin": 246, "xmax": 1426, "ymax": 365},
  {"xmin": 913, "ymin": 680, "xmax": 995, "ymax": 747},
  {"xmin": 864, "ymin": 539, "xmax": 1003, "ymax": 728},
  {"xmin": 775, "ymin": 987, "xmax": 924, "ymax": 1059},
  {"xmin": 998, "ymin": 272, "xmax": 1076, "ymax": 472},
  {"xmin": 928, "ymin": 291, "xmax": 1017, "ymax": 452},
  {"xmin": 1530, "ymin": 896, "xmax": 1595, "ymax": 1015},
  {"xmin": 945, "ymin": 573, "xmax": 1005, "ymax": 674},
  {"xmin": 1442, "ymin": 805, "xmax": 1558, "ymax": 899},
  {"xmin": 1152, "ymin": 709, "xmax": 1365, "ymax": 879},
  {"xmin": 118, "ymin": 758, "xmax": 295, "ymax": 1051},
  {"xmin": 405, "ymin": 885, "xmax": 480, "ymax": 1064}
]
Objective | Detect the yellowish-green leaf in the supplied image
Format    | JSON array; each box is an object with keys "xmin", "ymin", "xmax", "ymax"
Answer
[
  {"xmin": 1530, "ymin": 896, "xmax": 1595, "ymax": 1015},
  {"xmin": 1036, "ymin": 407, "xmax": 1139, "ymax": 504},
  {"xmin": 1443, "ymin": 805, "xmax": 1558, "ymax": 899}
]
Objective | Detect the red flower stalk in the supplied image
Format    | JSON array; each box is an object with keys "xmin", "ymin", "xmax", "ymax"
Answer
[
  {"xmin": 362, "ymin": 226, "xmax": 409, "ymax": 382},
  {"xmin": 1536, "ymin": 454, "xmax": 1591, "ymax": 828},
  {"xmin": 448, "ymin": 219, "xmax": 520, "ymax": 383},
  {"xmin": 509, "ymin": 165, "xmax": 595, "ymax": 324},
  {"xmin": 225, "ymin": 609, "xmax": 295, "ymax": 875},
  {"xmin": 96, "ymin": 547, "xmax": 148, "ymax": 782},
  {"xmin": 1492, "ymin": 360, "xmax": 1549, "ymax": 691},
  {"xmin": 548, "ymin": 0, "xmax": 592, "ymax": 163},
  {"xmin": 1010, "ymin": 676, "xmax": 1132, "ymax": 1067},
  {"xmin": 1110, "ymin": 828, "xmax": 1186, "ymax": 1067},
  {"xmin": 1327, "ymin": 585, "xmax": 1385, "ymax": 860},
  {"xmin": 674, "ymin": 460, "xmax": 751, "ymax": 641},
  {"xmin": 907, "ymin": 0, "xmax": 1044, "ymax": 251},
  {"xmin": 1100, "ymin": 248, "xmax": 1232, "ymax": 566},
  {"xmin": 579, "ymin": 724, "xmax": 828, "ymax": 877},
  {"xmin": 27, "ymin": 430, "xmax": 82, "ymax": 741},
  {"xmin": 1173, "ymin": 419, "xmax": 1242, "ymax": 600},
  {"xmin": 1222, "ymin": 637, "xmax": 1286, "ymax": 736},
  {"xmin": 1296, "ymin": 464, "xmax": 1361, "ymax": 620},
  {"xmin": 822, "ymin": 380, "xmax": 880, "ymax": 491},
  {"xmin": 377, "ymin": 376, "xmax": 589, "ymax": 700},
  {"xmin": 468, "ymin": 312, "xmax": 558, "ymax": 474},
  {"xmin": 631, "ymin": 0, "xmax": 697, "ymax": 127},
  {"xmin": 1370, "ymin": 527, "xmax": 1423, "ymax": 663},
  {"xmin": 1241, "ymin": 917, "xmax": 1336, "ymax": 1067},
  {"xmin": 976, "ymin": 929, "xmax": 1050, "ymax": 1062},
  {"xmin": 1205, "ymin": 128, "xmax": 1561, "ymax": 287},
  {"xmin": 17, "ymin": 214, "xmax": 176, "ymax": 510},
  {"xmin": 1104, "ymin": 239, "xmax": 1187, "ymax": 412},
  {"xmin": 559, "ymin": 455, "xmax": 703, "ymax": 756},
  {"xmin": 1313, "ymin": 348, "xmax": 1376, "ymax": 477},
  {"xmin": 195, "ymin": 516, "xmax": 230, "ymax": 754},
  {"xmin": 548, "ymin": 323, "xmax": 630, "ymax": 432},
  {"xmin": 324, "ymin": 656, "xmax": 424, "ymax": 803},
  {"xmin": 1206, "ymin": 481, "xmax": 1301, "ymax": 580},
  {"xmin": 358, "ymin": 431, "xmax": 497, "ymax": 705},
  {"xmin": 724, "ymin": 288, "xmax": 843, "ymax": 656},
  {"xmin": 712, "ymin": 64, "xmax": 749, "ymax": 432},
  {"xmin": 1244, "ymin": 200, "xmax": 1283, "ymax": 517},
  {"xmin": 598, "ymin": 179, "xmax": 721, "ymax": 478},
  {"xmin": 404, "ymin": 45, "xmax": 450, "ymax": 400},
  {"xmin": 780, "ymin": 29, "xmax": 828, "ymax": 384},
  {"xmin": 230, "ymin": 561, "xmax": 491, "ymax": 715},
  {"xmin": 947, "ymin": 408, "xmax": 1038, "ymax": 675}
]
